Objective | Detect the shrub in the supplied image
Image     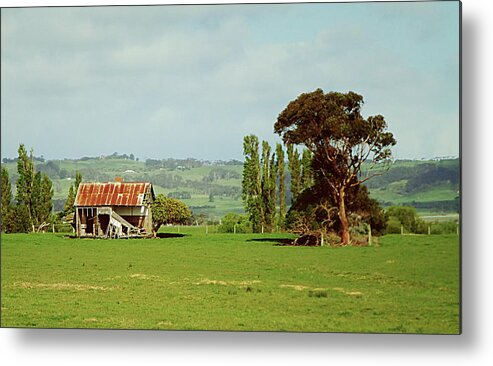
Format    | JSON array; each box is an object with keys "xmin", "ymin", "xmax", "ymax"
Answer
[
  {"xmin": 218, "ymin": 213, "xmax": 252, "ymax": 233},
  {"xmin": 4, "ymin": 205, "xmax": 31, "ymax": 233}
]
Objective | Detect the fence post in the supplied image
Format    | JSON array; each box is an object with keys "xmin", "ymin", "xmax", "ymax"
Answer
[
  {"xmin": 321, "ymin": 233, "xmax": 324, "ymax": 247},
  {"xmin": 234, "ymin": 224, "xmax": 237, "ymax": 234},
  {"xmin": 428, "ymin": 226, "xmax": 431, "ymax": 235},
  {"xmin": 401, "ymin": 225, "xmax": 404, "ymax": 235},
  {"xmin": 368, "ymin": 224, "xmax": 372, "ymax": 246},
  {"xmin": 206, "ymin": 224, "xmax": 208, "ymax": 234},
  {"xmin": 261, "ymin": 225, "xmax": 264, "ymax": 234}
]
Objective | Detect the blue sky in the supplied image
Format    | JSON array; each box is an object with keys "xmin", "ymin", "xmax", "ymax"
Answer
[{"xmin": 1, "ymin": 1, "xmax": 460, "ymax": 161}]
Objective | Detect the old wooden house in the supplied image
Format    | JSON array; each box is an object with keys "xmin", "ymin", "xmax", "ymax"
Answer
[{"xmin": 73, "ymin": 179, "xmax": 155, "ymax": 238}]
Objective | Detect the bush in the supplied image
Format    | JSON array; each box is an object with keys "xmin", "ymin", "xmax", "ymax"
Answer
[
  {"xmin": 386, "ymin": 218, "xmax": 402, "ymax": 234},
  {"xmin": 218, "ymin": 213, "xmax": 252, "ymax": 233},
  {"xmin": 385, "ymin": 206, "xmax": 427, "ymax": 234},
  {"xmin": 4, "ymin": 205, "xmax": 31, "ymax": 233},
  {"xmin": 430, "ymin": 221, "xmax": 458, "ymax": 235}
]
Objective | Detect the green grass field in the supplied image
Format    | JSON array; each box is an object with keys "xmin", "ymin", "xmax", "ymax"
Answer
[{"xmin": 1, "ymin": 229, "xmax": 460, "ymax": 334}]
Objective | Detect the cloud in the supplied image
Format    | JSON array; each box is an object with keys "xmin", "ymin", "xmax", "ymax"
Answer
[{"xmin": 1, "ymin": 3, "xmax": 459, "ymax": 160}]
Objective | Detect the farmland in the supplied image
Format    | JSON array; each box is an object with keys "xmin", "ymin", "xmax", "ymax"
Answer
[
  {"xmin": 2, "ymin": 156, "xmax": 460, "ymax": 219},
  {"xmin": 1, "ymin": 229, "xmax": 460, "ymax": 334}
]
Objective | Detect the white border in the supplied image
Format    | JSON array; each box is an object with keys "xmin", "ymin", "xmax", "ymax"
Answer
[{"xmin": 2, "ymin": 1, "xmax": 492, "ymax": 365}]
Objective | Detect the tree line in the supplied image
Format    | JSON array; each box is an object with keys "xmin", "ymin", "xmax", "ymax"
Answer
[{"xmin": 1, "ymin": 145, "xmax": 54, "ymax": 233}]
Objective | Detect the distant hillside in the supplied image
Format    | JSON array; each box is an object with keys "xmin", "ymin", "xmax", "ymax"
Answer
[
  {"xmin": 2, "ymin": 156, "xmax": 460, "ymax": 218},
  {"xmin": 365, "ymin": 159, "xmax": 460, "ymax": 214}
]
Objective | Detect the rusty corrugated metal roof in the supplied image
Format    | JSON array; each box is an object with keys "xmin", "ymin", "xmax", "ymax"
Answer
[{"xmin": 74, "ymin": 182, "xmax": 153, "ymax": 207}]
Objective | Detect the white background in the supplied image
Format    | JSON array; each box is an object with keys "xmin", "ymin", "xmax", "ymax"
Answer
[{"xmin": 0, "ymin": 0, "xmax": 491, "ymax": 365}]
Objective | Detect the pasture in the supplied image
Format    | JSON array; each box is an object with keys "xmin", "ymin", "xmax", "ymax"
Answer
[{"xmin": 0, "ymin": 229, "xmax": 460, "ymax": 334}]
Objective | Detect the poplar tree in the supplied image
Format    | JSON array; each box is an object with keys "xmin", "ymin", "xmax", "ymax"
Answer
[
  {"xmin": 268, "ymin": 151, "xmax": 277, "ymax": 231},
  {"xmin": 242, "ymin": 135, "xmax": 262, "ymax": 232},
  {"xmin": 30, "ymin": 171, "xmax": 54, "ymax": 229},
  {"xmin": 301, "ymin": 149, "xmax": 314, "ymax": 190},
  {"xmin": 64, "ymin": 170, "xmax": 82, "ymax": 215},
  {"xmin": 286, "ymin": 143, "xmax": 301, "ymax": 204},
  {"xmin": 275, "ymin": 143, "xmax": 286, "ymax": 228},
  {"xmin": 64, "ymin": 185, "xmax": 75, "ymax": 214},
  {"xmin": 74, "ymin": 170, "xmax": 82, "ymax": 194},
  {"xmin": 1, "ymin": 167, "xmax": 12, "ymax": 232},
  {"xmin": 260, "ymin": 140, "xmax": 276, "ymax": 232},
  {"xmin": 15, "ymin": 144, "xmax": 35, "ymax": 229}
]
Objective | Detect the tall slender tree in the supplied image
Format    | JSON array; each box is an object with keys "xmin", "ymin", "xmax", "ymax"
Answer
[
  {"xmin": 268, "ymin": 151, "xmax": 277, "ymax": 231},
  {"xmin": 242, "ymin": 135, "xmax": 262, "ymax": 232},
  {"xmin": 40, "ymin": 173, "xmax": 54, "ymax": 223},
  {"xmin": 286, "ymin": 143, "xmax": 302, "ymax": 204},
  {"xmin": 31, "ymin": 171, "xmax": 43, "ymax": 227},
  {"xmin": 260, "ymin": 141, "xmax": 276, "ymax": 232},
  {"xmin": 301, "ymin": 149, "xmax": 314, "ymax": 190},
  {"xmin": 30, "ymin": 171, "xmax": 53, "ymax": 229},
  {"xmin": 64, "ymin": 170, "xmax": 82, "ymax": 215},
  {"xmin": 64, "ymin": 185, "xmax": 76, "ymax": 214},
  {"xmin": 275, "ymin": 143, "xmax": 286, "ymax": 228},
  {"xmin": 74, "ymin": 170, "xmax": 82, "ymax": 194},
  {"xmin": 1, "ymin": 167, "xmax": 12, "ymax": 232},
  {"xmin": 15, "ymin": 144, "xmax": 35, "ymax": 229}
]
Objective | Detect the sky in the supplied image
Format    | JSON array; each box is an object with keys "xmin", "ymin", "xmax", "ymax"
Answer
[{"xmin": 1, "ymin": 1, "xmax": 460, "ymax": 161}]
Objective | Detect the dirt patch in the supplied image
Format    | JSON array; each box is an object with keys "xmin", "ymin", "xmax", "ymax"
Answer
[
  {"xmin": 83, "ymin": 318, "xmax": 98, "ymax": 322},
  {"xmin": 280, "ymin": 284, "xmax": 310, "ymax": 291},
  {"xmin": 332, "ymin": 287, "xmax": 363, "ymax": 296},
  {"xmin": 130, "ymin": 273, "xmax": 160, "ymax": 280},
  {"xmin": 13, "ymin": 282, "xmax": 114, "ymax": 291},
  {"xmin": 196, "ymin": 278, "xmax": 261, "ymax": 286},
  {"xmin": 280, "ymin": 284, "xmax": 362, "ymax": 296}
]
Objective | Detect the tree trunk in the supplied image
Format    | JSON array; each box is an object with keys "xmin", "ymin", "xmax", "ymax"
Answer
[{"xmin": 338, "ymin": 189, "xmax": 350, "ymax": 245}]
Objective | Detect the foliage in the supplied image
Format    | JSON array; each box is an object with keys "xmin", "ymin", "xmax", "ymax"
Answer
[
  {"xmin": 63, "ymin": 170, "xmax": 82, "ymax": 216},
  {"xmin": 275, "ymin": 143, "xmax": 287, "ymax": 228},
  {"xmin": 275, "ymin": 89, "xmax": 396, "ymax": 245},
  {"xmin": 385, "ymin": 206, "xmax": 427, "ymax": 234},
  {"xmin": 217, "ymin": 213, "xmax": 252, "ymax": 233},
  {"xmin": 3, "ymin": 205, "xmax": 31, "ymax": 233},
  {"xmin": 1, "ymin": 167, "xmax": 12, "ymax": 232},
  {"xmin": 242, "ymin": 135, "xmax": 262, "ymax": 232},
  {"xmin": 286, "ymin": 143, "xmax": 302, "ymax": 203},
  {"xmin": 260, "ymin": 141, "xmax": 276, "ymax": 232},
  {"xmin": 64, "ymin": 185, "xmax": 76, "ymax": 214},
  {"xmin": 300, "ymin": 149, "xmax": 314, "ymax": 190},
  {"xmin": 151, "ymin": 194, "xmax": 192, "ymax": 233},
  {"xmin": 286, "ymin": 183, "xmax": 387, "ymax": 243},
  {"xmin": 15, "ymin": 144, "xmax": 35, "ymax": 226},
  {"xmin": 30, "ymin": 172, "xmax": 54, "ymax": 229}
]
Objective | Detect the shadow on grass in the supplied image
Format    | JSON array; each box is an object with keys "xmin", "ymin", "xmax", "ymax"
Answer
[
  {"xmin": 247, "ymin": 238, "xmax": 296, "ymax": 246},
  {"xmin": 155, "ymin": 233, "xmax": 186, "ymax": 239},
  {"xmin": 64, "ymin": 233, "xmax": 186, "ymax": 239}
]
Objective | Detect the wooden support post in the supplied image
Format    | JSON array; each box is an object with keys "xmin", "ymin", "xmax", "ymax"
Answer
[
  {"xmin": 401, "ymin": 225, "xmax": 404, "ymax": 235},
  {"xmin": 368, "ymin": 224, "xmax": 372, "ymax": 246},
  {"xmin": 428, "ymin": 226, "xmax": 431, "ymax": 235},
  {"xmin": 261, "ymin": 225, "xmax": 264, "ymax": 234},
  {"xmin": 75, "ymin": 208, "xmax": 79, "ymax": 237}
]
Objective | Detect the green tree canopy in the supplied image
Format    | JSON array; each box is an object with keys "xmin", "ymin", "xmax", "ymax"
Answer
[
  {"xmin": 275, "ymin": 89, "xmax": 396, "ymax": 245},
  {"xmin": 151, "ymin": 194, "xmax": 192, "ymax": 235},
  {"xmin": 1, "ymin": 167, "xmax": 12, "ymax": 232},
  {"xmin": 242, "ymin": 135, "xmax": 262, "ymax": 232}
]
